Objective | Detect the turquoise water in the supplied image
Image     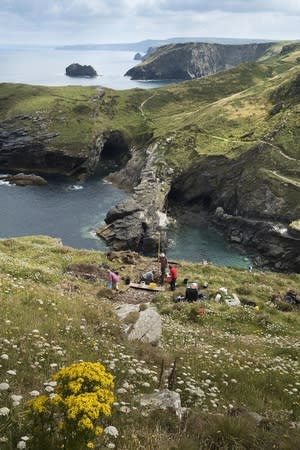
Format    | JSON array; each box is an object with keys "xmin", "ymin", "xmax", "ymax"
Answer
[{"xmin": 167, "ymin": 223, "xmax": 250, "ymax": 268}]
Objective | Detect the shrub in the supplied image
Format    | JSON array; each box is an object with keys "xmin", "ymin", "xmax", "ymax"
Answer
[{"xmin": 26, "ymin": 362, "xmax": 115, "ymax": 450}]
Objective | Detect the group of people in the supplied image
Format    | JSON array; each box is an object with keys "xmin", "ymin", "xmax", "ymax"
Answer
[
  {"xmin": 140, "ymin": 253, "xmax": 177, "ymax": 291},
  {"xmin": 106, "ymin": 252, "xmax": 177, "ymax": 292}
]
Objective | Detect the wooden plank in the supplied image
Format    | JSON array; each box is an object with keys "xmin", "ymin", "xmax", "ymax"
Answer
[{"xmin": 129, "ymin": 282, "xmax": 165, "ymax": 292}]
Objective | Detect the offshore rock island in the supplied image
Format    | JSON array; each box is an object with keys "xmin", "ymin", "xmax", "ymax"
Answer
[
  {"xmin": 0, "ymin": 41, "xmax": 299, "ymax": 271},
  {"xmin": 65, "ymin": 63, "xmax": 98, "ymax": 77}
]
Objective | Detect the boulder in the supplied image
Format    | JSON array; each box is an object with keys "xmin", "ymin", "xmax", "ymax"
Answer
[
  {"xmin": 6, "ymin": 173, "xmax": 47, "ymax": 186},
  {"xmin": 115, "ymin": 303, "xmax": 162, "ymax": 345},
  {"xmin": 65, "ymin": 63, "xmax": 97, "ymax": 78},
  {"xmin": 139, "ymin": 389, "xmax": 183, "ymax": 419}
]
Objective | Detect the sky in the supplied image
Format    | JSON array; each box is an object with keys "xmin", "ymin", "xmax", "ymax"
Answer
[{"xmin": 0, "ymin": 0, "xmax": 299, "ymax": 45}]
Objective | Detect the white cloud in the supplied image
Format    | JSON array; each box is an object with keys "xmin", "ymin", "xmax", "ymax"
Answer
[{"xmin": 0, "ymin": 0, "xmax": 299, "ymax": 44}]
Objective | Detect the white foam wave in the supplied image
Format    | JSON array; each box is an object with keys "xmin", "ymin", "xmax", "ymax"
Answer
[{"xmin": 67, "ymin": 185, "xmax": 84, "ymax": 191}]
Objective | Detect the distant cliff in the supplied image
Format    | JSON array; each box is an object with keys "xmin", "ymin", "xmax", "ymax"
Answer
[{"xmin": 125, "ymin": 42, "xmax": 273, "ymax": 80}]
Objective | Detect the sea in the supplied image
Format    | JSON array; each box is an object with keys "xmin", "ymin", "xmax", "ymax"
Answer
[{"xmin": 0, "ymin": 47, "xmax": 251, "ymax": 268}]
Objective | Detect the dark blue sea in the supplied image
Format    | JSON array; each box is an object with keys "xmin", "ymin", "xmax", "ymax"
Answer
[{"xmin": 0, "ymin": 47, "xmax": 251, "ymax": 267}]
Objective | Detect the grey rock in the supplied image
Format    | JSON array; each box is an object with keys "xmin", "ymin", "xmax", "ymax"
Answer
[
  {"xmin": 139, "ymin": 389, "xmax": 183, "ymax": 419},
  {"xmin": 115, "ymin": 303, "xmax": 162, "ymax": 345},
  {"xmin": 5, "ymin": 173, "xmax": 48, "ymax": 186},
  {"xmin": 65, "ymin": 63, "xmax": 97, "ymax": 78}
]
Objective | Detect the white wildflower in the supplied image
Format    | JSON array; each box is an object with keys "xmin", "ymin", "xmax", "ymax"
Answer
[
  {"xmin": 0, "ymin": 407, "xmax": 10, "ymax": 416},
  {"xmin": 29, "ymin": 390, "xmax": 40, "ymax": 397},
  {"xmin": 119, "ymin": 406, "xmax": 131, "ymax": 414},
  {"xmin": 6, "ymin": 370, "xmax": 16, "ymax": 376},
  {"xmin": 104, "ymin": 426, "xmax": 119, "ymax": 438},
  {"xmin": 45, "ymin": 385, "xmax": 54, "ymax": 393},
  {"xmin": 11, "ymin": 394, "xmax": 23, "ymax": 406},
  {"xmin": 0, "ymin": 382, "xmax": 9, "ymax": 391},
  {"xmin": 1, "ymin": 354, "xmax": 8, "ymax": 360},
  {"xmin": 17, "ymin": 441, "xmax": 26, "ymax": 449},
  {"xmin": 116, "ymin": 388, "xmax": 127, "ymax": 394}
]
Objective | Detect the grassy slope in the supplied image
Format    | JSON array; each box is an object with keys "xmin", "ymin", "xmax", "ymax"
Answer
[
  {"xmin": 0, "ymin": 236, "xmax": 299, "ymax": 449},
  {"xmin": 0, "ymin": 84, "xmax": 150, "ymax": 157}
]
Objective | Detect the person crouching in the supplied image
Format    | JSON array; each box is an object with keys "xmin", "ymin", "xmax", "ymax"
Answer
[{"xmin": 140, "ymin": 270, "xmax": 156, "ymax": 285}]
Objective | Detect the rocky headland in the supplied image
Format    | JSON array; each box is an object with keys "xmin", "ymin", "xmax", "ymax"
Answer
[
  {"xmin": 0, "ymin": 41, "xmax": 299, "ymax": 271},
  {"xmin": 125, "ymin": 42, "xmax": 273, "ymax": 80}
]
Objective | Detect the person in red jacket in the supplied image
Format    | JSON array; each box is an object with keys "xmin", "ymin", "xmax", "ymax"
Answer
[{"xmin": 169, "ymin": 265, "xmax": 177, "ymax": 291}]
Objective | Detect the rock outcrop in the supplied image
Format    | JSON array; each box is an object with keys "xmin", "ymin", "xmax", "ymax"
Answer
[
  {"xmin": 115, "ymin": 303, "xmax": 162, "ymax": 345},
  {"xmin": 139, "ymin": 390, "xmax": 183, "ymax": 419},
  {"xmin": 212, "ymin": 208, "xmax": 300, "ymax": 272},
  {"xmin": 97, "ymin": 141, "xmax": 172, "ymax": 253},
  {"xmin": 0, "ymin": 114, "xmax": 130, "ymax": 180},
  {"xmin": 134, "ymin": 52, "xmax": 143, "ymax": 61},
  {"xmin": 125, "ymin": 42, "xmax": 273, "ymax": 80},
  {"xmin": 2, "ymin": 173, "xmax": 47, "ymax": 186},
  {"xmin": 65, "ymin": 63, "xmax": 97, "ymax": 77}
]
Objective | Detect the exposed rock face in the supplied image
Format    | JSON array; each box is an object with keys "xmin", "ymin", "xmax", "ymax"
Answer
[
  {"xmin": 167, "ymin": 145, "xmax": 300, "ymax": 272},
  {"xmin": 0, "ymin": 116, "xmax": 87, "ymax": 176},
  {"xmin": 65, "ymin": 63, "xmax": 97, "ymax": 77},
  {"xmin": 125, "ymin": 42, "xmax": 273, "ymax": 80},
  {"xmin": 212, "ymin": 209, "xmax": 300, "ymax": 272},
  {"xmin": 0, "ymin": 115, "xmax": 130, "ymax": 180},
  {"xmin": 97, "ymin": 142, "xmax": 171, "ymax": 253}
]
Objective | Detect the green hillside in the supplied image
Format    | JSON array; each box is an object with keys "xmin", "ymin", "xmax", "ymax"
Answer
[{"xmin": 0, "ymin": 236, "xmax": 299, "ymax": 449}]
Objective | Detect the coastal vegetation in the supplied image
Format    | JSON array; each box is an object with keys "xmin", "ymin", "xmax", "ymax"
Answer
[
  {"xmin": 0, "ymin": 43, "xmax": 299, "ymax": 448},
  {"xmin": 0, "ymin": 236, "xmax": 299, "ymax": 449}
]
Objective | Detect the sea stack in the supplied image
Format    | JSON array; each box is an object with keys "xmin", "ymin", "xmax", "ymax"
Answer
[{"xmin": 65, "ymin": 63, "xmax": 97, "ymax": 78}]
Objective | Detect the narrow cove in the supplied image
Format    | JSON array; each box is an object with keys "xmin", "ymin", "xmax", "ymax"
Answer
[{"xmin": 0, "ymin": 174, "xmax": 250, "ymax": 268}]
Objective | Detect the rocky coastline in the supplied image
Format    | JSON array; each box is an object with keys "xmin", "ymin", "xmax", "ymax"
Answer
[
  {"xmin": 1, "ymin": 111, "xmax": 299, "ymax": 271},
  {"xmin": 1, "ymin": 41, "xmax": 299, "ymax": 272}
]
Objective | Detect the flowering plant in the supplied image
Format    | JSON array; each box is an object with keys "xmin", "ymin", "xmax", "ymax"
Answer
[{"xmin": 26, "ymin": 362, "xmax": 115, "ymax": 450}]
